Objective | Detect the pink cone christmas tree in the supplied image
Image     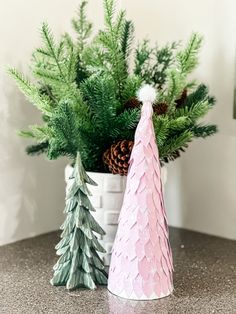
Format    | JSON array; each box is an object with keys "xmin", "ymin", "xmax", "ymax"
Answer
[{"xmin": 108, "ymin": 85, "xmax": 173, "ymax": 300}]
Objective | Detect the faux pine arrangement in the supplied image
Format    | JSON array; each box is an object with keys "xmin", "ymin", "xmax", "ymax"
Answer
[{"xmin": 9, "ymin": 0, "xmax": 217, "ymax": 175}]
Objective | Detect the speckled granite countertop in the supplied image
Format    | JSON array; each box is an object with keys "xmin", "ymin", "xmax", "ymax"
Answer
[{"xmin": 0, "ymin": 227, "xmax": 235, "ymax": 314}]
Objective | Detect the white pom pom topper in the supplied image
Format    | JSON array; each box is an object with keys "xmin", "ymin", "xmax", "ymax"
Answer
[{"xmin": 137, "ymin": 84, "xmax": 156, "ymax": 103}]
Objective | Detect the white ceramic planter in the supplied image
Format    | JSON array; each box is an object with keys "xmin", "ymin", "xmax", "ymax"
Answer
[{"xmin": 65, "ymin": 165, "xmax": 167, "ymax": 265}]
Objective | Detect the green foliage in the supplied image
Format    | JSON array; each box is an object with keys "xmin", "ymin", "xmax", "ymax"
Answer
[
  {"xmin": 84, "ymin": 0, "xmax": 130, "ymax": 99},
  {"xmin": 134, "ymin": 41, "xmax": 178, "ymax": 89},
  {"xmin": 26, "ymin": 142, "xmax": 49, "ymax": 156},
  {"xmin": 153, "ymin": 42, "xmax": 178, "ymax": 87},
  {"xmin": 134, "ymin": 40, "xmax": 153, "ymax": 83},
  {"xmin": 165, "ymin": 70, "xmax": 185, "ymax": 108},
  {"xmin": 32, "ymin": 23, "xmax": 78, "ymax": 101},
  {"xmin": 8, "ymin": 68, "xmax": 53, "ymax": 116},
  {"xmin": 160, "ymin": 130, "xmax": 193, "ymax": 161},
  {"xmin": 79, "ymin": 74, "xmax": 140, "ymax": 171},
  {"xmin": 162, "ymin": 34, "xmax": 203, "ymax": 108},
  {"xmin": 47, "ymin": 101, "xmax": 81, "ymax": 159},
  {"xmin": 51, "ymin": 153, "xmax": 107, "ymax": 290},
  {"xmin": 72, "ymin": 1, "xmax": 93, "ymax": 85},
  {"xmin": 176, "ymin": 33, "xmax": 203, "ymax": 75},
  {"xmin": 192, "ymin": 124, "xmax": 217, "ymax": 138},
  {"xmin": 119, "ymin": 75, "xmax": 142, "ymax": 104},
  {"xmin": 81, "ymin": 75, "xmax": 120, "ymax": 131},
  {"xmin": 9, "ymin": 0, "xmax": 217, "ymax": 171},
  {"xmin": 72, "ymin": 0, "xmax": 92, "ymax": 54},
  {"xmin": 153, "ymin": 115, "xmax": 193, "ymax": 162},
  {"xmin": 121, "ymin": 20, "xmax": 134, "ymax": 73}
]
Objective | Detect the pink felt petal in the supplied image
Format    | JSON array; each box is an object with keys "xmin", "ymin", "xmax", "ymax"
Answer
[
  {"xmin": 144, "ymin": 241, "xmax": 153, "ymax": 259},
  {"xmin": 143, "ymin": 280, "xmax": 154, "ymax": 298},
  {"xmin": 154, "ymin": 282, "xmax": 162, "ymax": 297},
  {"xmin": 133, "ymin": 277, "xmax": 143, "ymax": 298},
  {"xmin": 124, "ymin": 279, "xmax": 133, "ymax": 297},
  {"xmin": 138, "ymin": 257, "xmax": 150, "ymax": 281},
  {"xmin": 160, "ymin": 274, "xmax": 169, "ymax": 296},
  {"xmin": 135, "ymin": 239, "xmax": 145, "ymax": 260}
]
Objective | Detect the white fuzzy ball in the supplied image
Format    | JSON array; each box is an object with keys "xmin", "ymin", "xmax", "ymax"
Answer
[{"xmin": 137, "ymin": 84, "xmax": 157, "ymax": 103}]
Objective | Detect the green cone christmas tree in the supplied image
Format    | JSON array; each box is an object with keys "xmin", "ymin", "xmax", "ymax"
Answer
[{"xmin": 51, "ymin": 152, "xmax": 107, "ymax": 290}]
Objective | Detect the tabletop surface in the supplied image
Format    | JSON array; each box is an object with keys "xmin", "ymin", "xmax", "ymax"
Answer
[{"xmin": 0, "ymin": 227, "xmax": 235, "ymax": 314}]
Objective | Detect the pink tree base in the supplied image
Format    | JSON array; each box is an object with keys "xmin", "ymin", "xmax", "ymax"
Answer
[{"xmin": 108, "ymin": 280, "xmax": 173, "ymax": 300}]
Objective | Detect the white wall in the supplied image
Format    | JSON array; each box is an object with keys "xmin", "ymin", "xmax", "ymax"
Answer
[{"xmin": 0, "ymin": 0, "xmax": 235, "ymax": 245}]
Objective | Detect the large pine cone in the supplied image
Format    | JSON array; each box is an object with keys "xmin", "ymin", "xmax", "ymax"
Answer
[
  {"xmin": 103, "ymin": 140, "xmax": 134, "ymax": 176},
  {"xmin": 153, "ymin": 102, "xmax": 168, "ymax": 115},
  {"xmin": 124, "ymin": 97, "xmax": 140, "ymax": 110},
  {"xmin": 175, "ymin": 89, "xmax": 187, "ymax": 108}
]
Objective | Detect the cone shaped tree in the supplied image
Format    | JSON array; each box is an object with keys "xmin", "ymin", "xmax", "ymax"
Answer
[
  {"xmin": 108, "ymin": 85, "xmax": 173, "ymax": 300},
  {"xmin": 51, "ymin": 152, "xmax": 107, "ymax": 290}
]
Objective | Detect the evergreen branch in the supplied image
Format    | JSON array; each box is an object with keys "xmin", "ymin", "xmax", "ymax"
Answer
[
  {"xmin": 28, "ymin": 125, "xmax": 52, "ymax": 142},
  {"xmin": 35, "ymin": 48, "xmax": 52, "ymax": 58},
  {"xmin": 160, "ymin": 147, "xmax": 187, "ymax": 164},
  {"xmin": 152, "ymin": 42, "xmax": 178, "ymax": 87},
  {"xmin": 80, "ymin": 75, "xmax": 119, "ymax": 132},
  {"xmin": 8, "ymin": 68, "xmax": 53, "ymax": 115},
  {"xmin": 34, "ymin": 68, "xmax": 66, "ymax": 85},
  {"xmin": 168, "ymin": 116, "xmax": 191, "ymax": 131},
  {"xmin": 64, "ymin": 34, "xmax": 77, "ymax": 83},
  {"xmin": 208, "ymin": 95, "xmax": 216, "ymax": 106},
  {"xmin": 47, "ymin": 101, "xmax": 81, "ymax": 159},
  {"xmin": 112, "ymin": 108, "xmax": 140, "ymax": 139},
  {"xmin": 93, "ymin": 0, "xmax": 127, "ymax": 98},
  {"xmin": 33, "ymin": 31, "xmax": 77, "ymax": 92},
  {"xmin": 57, "ymin": 41, "xmax": 64, "ymax": 59},
  {"xmin": 82, "ymin": 44, "xmax": 106, "ymax": 71},
  {"xmin": 192, "ymin": 124, "xmax": 217, "ymax": 138},
  {"xmin": 134, "ymin": 41, "xmax": 178, "ymax": 88},
  {"xmin": 177, "ymin": 100, "xmax": 210, "ymax": 121},
  {"xmin": 153, "ymin": 116, "xmax": 169, "ymax": 147},
  {"xmin": 26, "ymin": 141, "xmax": 49, "ymax": 156},
  {"xmin": 18, "ymin": 130, "xmax": 35, "ymax": 138},
  {"xmin": 103, "ymin": 0, "xmax": 115, "ymax": 29},
  {"xmin": 120, "ymin": 75, "xmax": 142, "ymax": 103},
  {"xmin": 41, "ymin": 23, "xmax": 66, "ymax": 82},
  {"xmin": 121, "ymin": 21, "xmax": 133, "ymax": 57},
  {"xmin": 166, "ymin": 69, "xmax": 185, "ymax": 107},
  {"xmin": 75, "ymin": 57, "xmax": 89, "ymax": 85},
  {"xmin": 160, "ymin": 130, "xmax": 193, "ymax": 158},
  {"xmin": 177, "ymin": 33, "xmax": 203, "ymax": 74},
  {"xmin": 184, "ymin": 84, "xmax": 209, "ymax": 108},
  {"xmin": 134, "ymin": 40, "xmax": 153, "ymax": 80},
  {"xmin": 72, "ymin": 0, "xmax": 92, "ymax": 53},
  {"xmin": 185, "ymin": 80, "xmax": 197, "ymax": 90},
  {"xmin": 154, "ymin": 116, "xmax": 191, "ymax": 148},
  {"xmin": 40, "ymin": 23, "xmax": 56, "ymax": 54},
  {"xmin": 115, "ymin": 10, "xmax": 126, "ymax": 36},
  {"xmin": 121, "ymin": 20, "xmax": 134, "ymax": 73}
]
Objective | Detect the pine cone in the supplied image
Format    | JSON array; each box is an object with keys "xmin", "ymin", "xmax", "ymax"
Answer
[
  {"xmin": 124, "ymin": 97, "xmax": 140, "ymax": 110},
  {"xmin": 103, "ymin": 140, "xmax": 134, "ymax": 176},
  {"xmin": 153, "ymin": 102, "xmax": 168, "ymax": 115},
  {"xmin": 175, "ymin": 89, "xmax": 187, "ymax": 108}
]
